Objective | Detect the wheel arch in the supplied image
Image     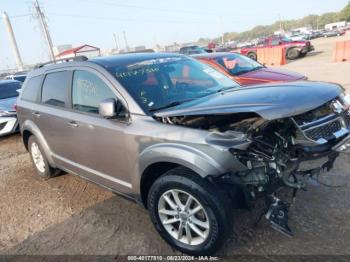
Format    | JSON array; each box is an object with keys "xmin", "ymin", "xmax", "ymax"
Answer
[
  {"xmin": 20, "ymin": 119, "xmax": 56, "ymax": 167},
  {"xmin": 138, "ymin": 143, "xmax": 225, "ymax": 208}
]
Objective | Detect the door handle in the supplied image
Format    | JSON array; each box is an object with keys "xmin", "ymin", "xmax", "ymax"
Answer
[
  {"xmin": 32, "ymin": 112, "xmax": 41, "ymax": 117},
  {"xmin": 67, "ymin": 120, "xmax": 79, "ymax": 127}
]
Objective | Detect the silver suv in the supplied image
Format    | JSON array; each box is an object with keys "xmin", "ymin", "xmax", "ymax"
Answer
[{"xmin": 17, "ymin": 53, "xmax": 350, "ymax": 255}]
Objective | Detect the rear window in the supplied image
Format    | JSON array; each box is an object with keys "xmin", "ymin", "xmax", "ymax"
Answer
[
  {"xmin": 41, "ymin": 71, "xmax": 71, "ymax": 107},
  {"xmin": 21, "ymin": 76, "xmax": 43, "ymax": 102},
  {"xmin": 0, "ymin": 81, "xmax": 21, "ymax": 99}
]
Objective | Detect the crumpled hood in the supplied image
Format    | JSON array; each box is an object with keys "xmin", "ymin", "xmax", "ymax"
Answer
[
  {"xmin": 154, "ymin": 81, "xmax": 343, "ymax": 120},
  {"xmin": 240, "ymin": 67, "xmax": 306, "ymax": 82},
  {"xmin": 0, "ymin": 97, "xmax": 17, "ymax": 112}
]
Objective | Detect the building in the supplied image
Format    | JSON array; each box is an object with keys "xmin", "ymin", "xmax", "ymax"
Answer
[
  {"xmin": 53, "ymin": 45, "xmax": 72, "ymax": 56},
  {"xmin": 55, "ymin": 44, "xmax": 100, "ymax": 59},
  {"xmin": 325, "ymin": 21, "xmax": 348, "ymax": 30}
]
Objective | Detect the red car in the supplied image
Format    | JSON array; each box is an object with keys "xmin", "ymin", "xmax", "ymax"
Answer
[
  {"xmin": 194, "ymin": 52, "xmax": 307, "ymax": 86},
  {"xmin": 240, "ymin": 36, "xmax": 315, "ymax": 60}
]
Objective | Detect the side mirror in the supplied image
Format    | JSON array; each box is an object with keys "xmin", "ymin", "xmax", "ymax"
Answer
[
  {"xmin": 99, "ymin": 98, "xmax": 116, "ymax": 118},
  {"xmin": 99, "ymin": 98, "xmax": 127, "ymax": 119}
]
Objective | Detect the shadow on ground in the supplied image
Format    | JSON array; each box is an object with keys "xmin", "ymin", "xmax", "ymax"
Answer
[{"xmin": 286, "ymin": 51, "xmax": 324, "ymax": 64}]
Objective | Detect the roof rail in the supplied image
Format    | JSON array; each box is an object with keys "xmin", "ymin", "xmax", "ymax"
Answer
[{"xmin": 34, "ymin": 55, "xmax": 88, "ymax": 69}]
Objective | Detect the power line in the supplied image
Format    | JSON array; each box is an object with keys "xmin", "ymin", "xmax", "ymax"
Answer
[
  {"xmin": 73, "ymin": 0, "xmax": 266, "ymax": 18},
  {"xmin": 47, "ymin": 12, "xmax": 208, "ymax": 24},
  {"xmin": 9, "ymin": 14, "xmax": 31, "ymax": 19}
]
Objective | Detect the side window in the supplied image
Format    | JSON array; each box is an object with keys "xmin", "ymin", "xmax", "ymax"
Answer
[
  {"xmin": 42, "ymin": 71, "xmax": 71, "ymax": 107},
  {"xmin": 271, "ymin": 39, "xmax": 280, "ymax": 46},
  {"xmin": 21, "ymin": 75, "xmax": 43, "ymax": 102},
  {"xmin": 72, "ymin": 70, "xmax": 116, "ymax": 114}
]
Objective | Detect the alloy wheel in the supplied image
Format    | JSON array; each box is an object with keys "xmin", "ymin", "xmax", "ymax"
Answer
[
  {"xmin": 31, "ymin": 142, "xmax": 46, "ymax": 173},
  {"xmin": 158, "ymin": 189, "xmax": 210, "ymax": 246}
]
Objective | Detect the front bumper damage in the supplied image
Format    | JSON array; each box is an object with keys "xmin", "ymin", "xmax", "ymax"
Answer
[
  {"xmin": 216, "ymin": 147, "xmax": 340, "ymax": 236},
  {"xmin": 213, "ymin": 102, "xmax": 350, "ymax": 237}
]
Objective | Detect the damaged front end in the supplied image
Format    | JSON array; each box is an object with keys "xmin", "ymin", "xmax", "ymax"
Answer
[{"xmin": 156, "ymin": 95, "xmax": 350, "ymax": 237}]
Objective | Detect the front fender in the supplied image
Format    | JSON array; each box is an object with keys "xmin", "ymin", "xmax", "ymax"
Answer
[
  {"xmin": 21, "ymin": 119, "xmax": 56, "ymax": 167},
  {"xmin": 139, "ymin": 143, "xmax": 226, "ymax": 178}
]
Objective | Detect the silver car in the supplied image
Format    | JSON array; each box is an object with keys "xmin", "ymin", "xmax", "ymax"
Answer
[
  {"xmin": 0, "ymin": 80, "xmax": 21, "ymax": 136},
  {"xmin": 17, "ymin": 53, "xmax": 350, "ymax": 255}
]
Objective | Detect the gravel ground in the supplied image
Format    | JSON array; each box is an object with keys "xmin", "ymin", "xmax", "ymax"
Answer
[{"xmin": 1, "ymin": 35, "xmax": 350, "ymax": 258}]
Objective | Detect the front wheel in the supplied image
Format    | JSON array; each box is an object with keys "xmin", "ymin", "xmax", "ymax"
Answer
[
  {"xmin": 286, "ymin": 48, "xmax": 300, "ymax": 60},
  {"xmin": 147, "ymin": 167, "xmax": 232, "ymax": 255},
  {"xmin": 247, "ymin": 52, "xmax": 257, "ymax": 61}
]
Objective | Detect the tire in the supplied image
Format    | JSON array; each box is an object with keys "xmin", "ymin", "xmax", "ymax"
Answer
[
  {"xmin": 286, "ymin": 48, "xmax": 300, "ymax": 60},
  {"xmin": 28, "ymin": 136, "xmax": 59, "ymax": 178},
  {"xmin": 147, "ymin": 167, "xmax": 232, "ymax": 255},
  {"xmin": 247, "ymin": 52, "xmax": 257, "ymax": 61}
]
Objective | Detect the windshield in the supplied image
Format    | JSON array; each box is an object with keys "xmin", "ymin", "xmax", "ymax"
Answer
[
  {"xmin": 281, "ymin": 37, "xmax": 292, "ymax": 42},
  {"xmin": 112, "ymin": 56, "xmax": 239, "ymax": 113},
  {"xmin": 0, "ymin": 82, "xmax": 21, "ymax": 100},
  {"xmin": 215, "ymin": 53, "xmax": 264, "ymax": 76}
]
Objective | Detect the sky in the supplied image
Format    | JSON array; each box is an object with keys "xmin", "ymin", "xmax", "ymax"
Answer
[{"xmin": 0, "ymin": 0, "xmax": 348, "ymax": 70}]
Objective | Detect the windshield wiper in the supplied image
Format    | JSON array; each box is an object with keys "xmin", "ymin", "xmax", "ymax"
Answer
[
  {"xmin": 235, "ymin": 66, "xmax": 264, "ymax": 76},
  {"xmin": 149, "ymin": 99, "xmax": 193, "ymax": 112},
  {"xmin": 215, "ymin": 86, "xmax": 238, "ymax": 93}
]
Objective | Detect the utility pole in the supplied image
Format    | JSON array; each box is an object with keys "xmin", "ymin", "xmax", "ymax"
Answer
[
  {"xmin": 278, "ymin": 13, "xmax": 283, "ymax": 32},
  {"xmin": 113, "ymin": 33, "xmax": 120, "ymax": 52},
  {"xmin": 33, "ymin": 0, "xmax": 55, "ymax": 61},
  {"xmin": 2, "ymin": 12, "xmax": 24, "ymax": 71},
  {"xmin": 123, "ymin": 31, "xmax": 130, "ymax": 52}
]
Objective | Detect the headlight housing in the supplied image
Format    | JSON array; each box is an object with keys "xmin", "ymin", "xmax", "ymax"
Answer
[
  {"xmin": 0, "ymin": 110, "xmax": 16, "ymax": 117},
  {"xmin": 339, "ymin": 93, "xmax": 350, "ymax": 110}
]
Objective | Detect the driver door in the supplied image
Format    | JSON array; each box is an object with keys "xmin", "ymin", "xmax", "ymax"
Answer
[{"xmin": 61, "ymin": 69, "xmax": 131, "ymax": 193}]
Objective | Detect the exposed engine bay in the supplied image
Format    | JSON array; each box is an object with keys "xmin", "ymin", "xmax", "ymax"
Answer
[{"xmin": 156, "ymin": 96, "xmax": 350, "ymax": 236}]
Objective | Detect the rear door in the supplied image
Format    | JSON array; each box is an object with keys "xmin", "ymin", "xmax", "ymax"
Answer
[{"xmin": 32, "ymin": 70, "xmax": 73, "ymax": 158}]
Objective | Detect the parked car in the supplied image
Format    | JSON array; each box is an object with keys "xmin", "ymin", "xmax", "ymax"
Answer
[
  {"xmin": 5, "ymin": 74, "xmax": 27, "ymax": 82},
  {"xmin": 241, "ymin": 36, "xmax": 315, "ymax": 60},
  {"xmin": 193, "ymin": 52, "xmax": 306, "ymax": 86},
  {"xmin": 323, "ymin": 29, "xmax": 345, "ymax": 38},
  {"xmin": 306, "ymin": 31, "xmax": 324, "ymax": 39},
  {"xmin": 0, "ymin": 80, "xmax": 21, "ymax": 136},
  {"xmin": 17, "ymin": 53, "xmax": 350, "ymax": 255},
  {"xmin": 179, "ymin": 45, "xmax": 210, "ymax": 55},
  {"xmin": 287, "ymin": 34, "xmax": 308, "ymax": 41}
]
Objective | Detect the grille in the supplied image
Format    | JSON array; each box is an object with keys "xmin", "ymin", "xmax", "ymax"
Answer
[
  {"xmin": 343, "ymin": 112, "xmax": 350, "ymax": 128},
  {"xmin": 0, "ymin": 122, "xmax": 7, "ymax": 131},
  {"xmin": 293, "ymin": 102, "xmax": 333, "ymax": 125},
  {"xmin": 304, "ymin": 120, "xmax": 342, "ymax": 141}
]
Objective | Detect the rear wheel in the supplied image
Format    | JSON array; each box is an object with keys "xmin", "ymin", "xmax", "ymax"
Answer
[
  {"xmin": 147, "ymin": 167, "xmax": 232, "ymax": 255},
  {"xmin": 247, "ymin": 52, "xmax": 257, "ymax": 61},
  {"xmin": 286, "ymin": 48, "xmax": 300, "ymax": 60},
  {"xmin": 28, "ymin": 136, "xmax": 59, "ymax": 178}
]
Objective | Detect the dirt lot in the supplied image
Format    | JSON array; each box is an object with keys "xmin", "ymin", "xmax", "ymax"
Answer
[{"xmin": 1, "ymin": 35, "xmax": 350, "ymax": 258}]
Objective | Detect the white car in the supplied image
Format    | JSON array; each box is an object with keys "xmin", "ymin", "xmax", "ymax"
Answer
[
  {"xmin": 0, "ymin": 80, "xmax": 21, "ymax": 136},
  {"xmin": 4, "ymin": 74, "xmax": 26, "ymax": 83}
]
